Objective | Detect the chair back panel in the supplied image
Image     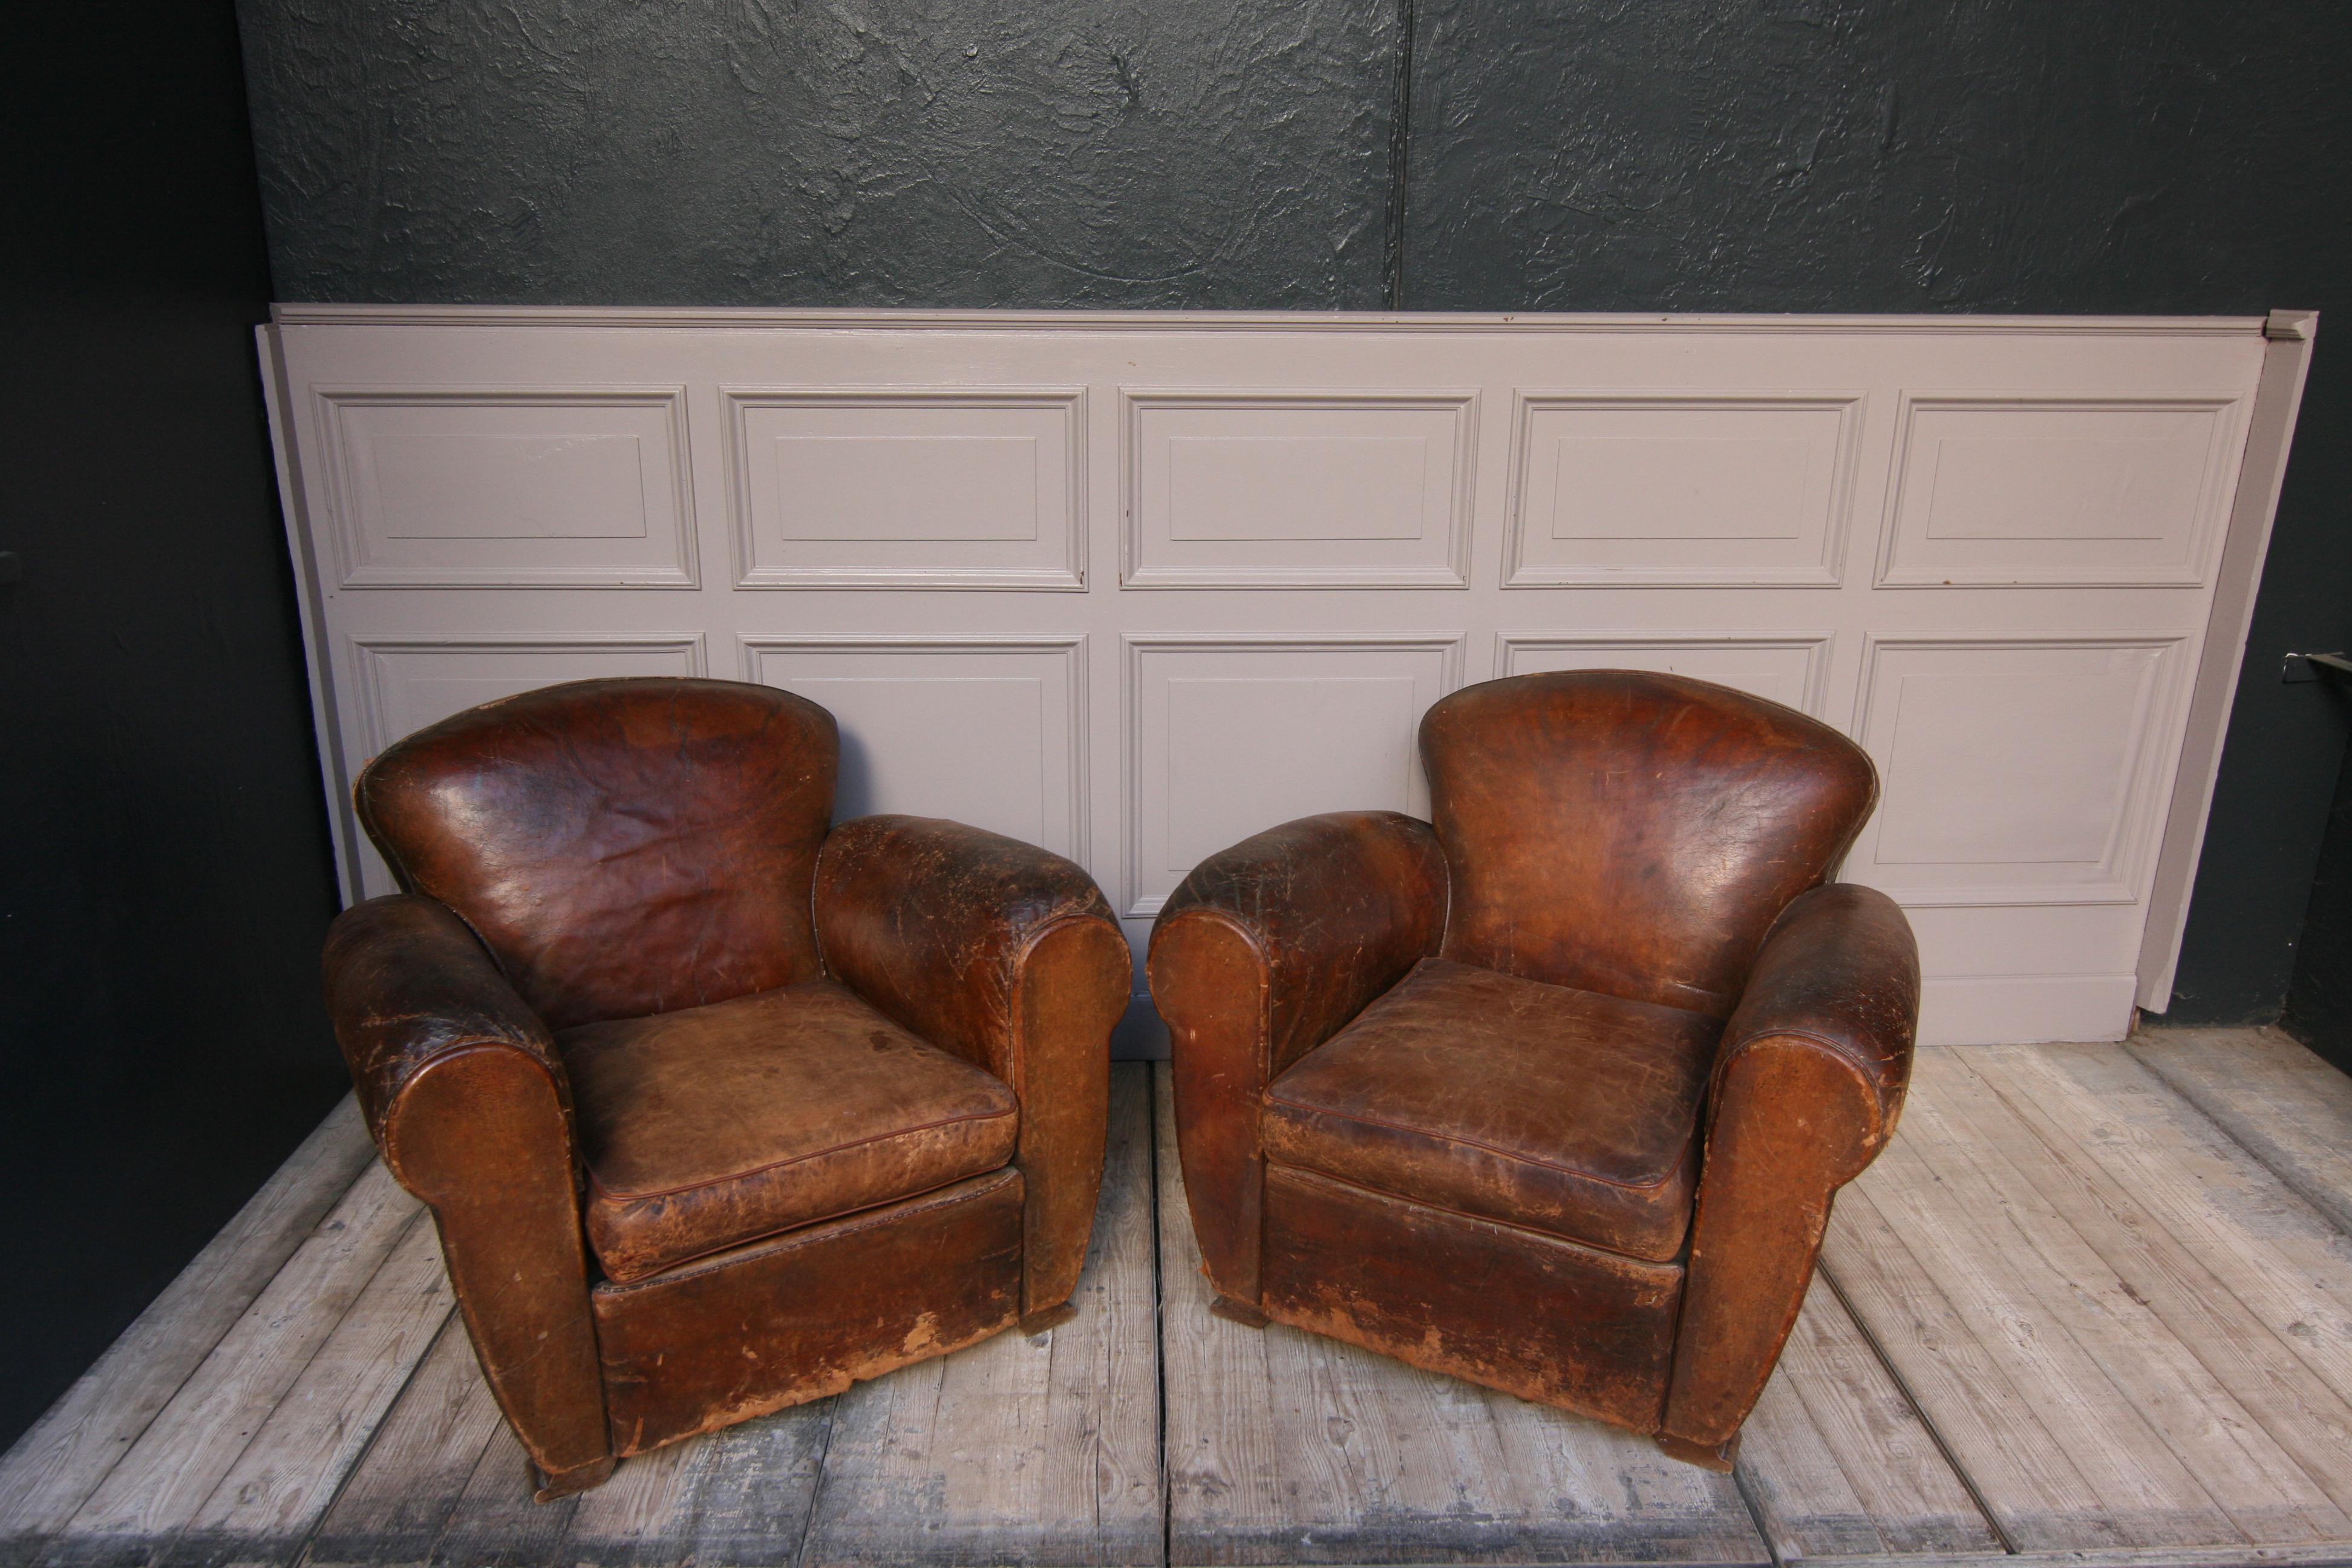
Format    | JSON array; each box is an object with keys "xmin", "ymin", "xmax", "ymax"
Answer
[
  {"xmin": 357, "ymin": 678, "xmax": 837, "ymax": 1030},
  {"xmin": 1420, "ymin": 671, "xmax": 1875, "ymax": 1018}
]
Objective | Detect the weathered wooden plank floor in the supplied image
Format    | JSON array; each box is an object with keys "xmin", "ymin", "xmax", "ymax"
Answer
[{"xmin": 3, "ymin": 1031, "xmax": 2348, "ymax": 1568}]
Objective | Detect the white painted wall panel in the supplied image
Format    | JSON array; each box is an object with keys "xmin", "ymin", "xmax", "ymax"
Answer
[
  {"xmin": 341, "ymin": 633, "xmax": 708, "ymax": 894},
  {"xmin": 351, "ymin": 635, "xmax": 707, "ymax": 755},
  {"xmin": 321, "ymin": 388, "xmax": 697, "ymax": 587},
  {"xmin": 1497, "ymin": 633, "xmax": 1831, "ymax": 716},
  {"xmin": 263, "ymin": 308, "xmax": 2297, "ymax": 1047},
  {"xmin": 1846, "ymin": 636, "xmax": 2184, "ymax": 905},
  {"xmin": 1122, "ymin": 392, "xmax": 1474, "ymax": 587},
  {"xmin": 1504, "ymin": 394, "xmax": 1861, "ymax": 586},
  {"xmin": 742, "ymin": 636, "xmax": 1086, "ymax": 861},
  {"xmin": 1124, "ymin": 635, "xmax": 1460, "ymax": 916},
  {"xmin": 1878, "ymin": 395, "xmax": 2240, "ymax": 587},
  {"xmin": 724, "ymin": 390, "xmax": 1085, "ymax": 589}
]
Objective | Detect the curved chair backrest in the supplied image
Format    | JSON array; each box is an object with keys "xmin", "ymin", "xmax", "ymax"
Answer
[
  {"xmin": 1420, "ymin": 671, "xmax": 1876, "ymax": 1019},
  {"xmin": 357, "ymin": 677, "xmax": 838, "ymax": 1030}
]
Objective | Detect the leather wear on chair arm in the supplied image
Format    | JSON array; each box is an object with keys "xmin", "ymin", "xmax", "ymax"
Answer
[
  {"xmin": 1151, "ymin": 811, "xmax": 1448, "ymax": 1078},
  {"xmin": 813, "ymin": 815, "xmax": 1130, "ymax": 1322},
  {"xmin": 1148, "ymin": 811, "xmax": 1447, "ymax": 1306},
  {"xmin": 322, "ymin": 893, "xmax": 573, "ymax": 1187},
  {"xmin": 1662, "ymin": 882, "xmax": 1919, "ymax": 1452},
  {"xmin": 1715, "ymin": 881, "xmax": 1918, "ymax": 1174},
  {"xmin": 321, "ymin": 892, "xmax": 611, "ymax": 1492}
]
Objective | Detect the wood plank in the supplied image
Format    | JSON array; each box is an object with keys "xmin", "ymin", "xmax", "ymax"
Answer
[
  {"xmin": 535, "ymin": 1426, "xmax": 777, "ymax": 1568},
  {"xmin": 1154, "ymin": 1066, "xmax": 1767, "ymax": 1568},
  {"xmin": 31, "ymin": 1034, "xmax": 2351, "ymax": 1568},
  {"xmin": 798, "ymin": 1063, "xmax": 1163, "ymax": 1567},
  {"xmin": 419, "ymin": 1423, "xmax": 578, "ymax": 1568},
  {"xmin": 0, "ymin": 1097, "xmax": 376, "ymax": 1553},
  {"xmin": 1964, "ymin": 1047, "xmax": 2352, "ymax": 1504},
  {"xmin": 1922, "ymin": 1048, "xmax": 2352, "ymax": 1543},
  {"xmin": 1733, "ymin": 1275, "xmax": 2001, "ymax": 1563},
  {"xmin": 1838, "ymin": 1058, "xmax": 2267, "ymax": 1549},
  {"xmin": 1794, "ymin": 1547, "xmax": 2352, "ymax": 1568},
  {"xmin": 546, "ymin": 1400, "xmax": 830, "ymax": 1568},
  {"xmin": 162, "ymin": 1217, "xmax": 457, "ymax": 1567},
  {"xmin": 299, "ymin": 1316, "xmax": 506, "ymax": 1568},
  {"xmin": 304, "ymin": 1253, "xmax": 835, "ymax": 1568},
  {"xmin": 332, "ymin": 1275, "xmax": 834, "ymax": 1568},
  {"xmin": 50, "ymin": 1165, "xmax": 425, "ymax": 1567},
  {"xmin": 2125, "ymin": 1026, "xmax": 2352, "ymax": 1237},
  {"xmin": 1973, "ymin": 1044, "xmax": 2352, "ymax": 1412},
  {"xmin": 1823, "ymin": 1172, "xmax": 2136, "ymax": 1549}
]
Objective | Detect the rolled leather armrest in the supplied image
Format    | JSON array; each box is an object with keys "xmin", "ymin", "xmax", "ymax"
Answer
[
  {"xmin": 1715, "ymin": 881, "xmax": 1917, "ymax": 1169},
  {"xmin": 324, "ymin": 894, "xmax": 568, "ymax": 1183},
  {"xmin": 1661, "ymin": 882, "xmax": 1919, "ymax": 1454},
  {"xmin": 812, "ymin": 815, "xmax": 1131, "ymax": 1323},
  {"xmin": 1146, "ymin": 811, "xmax": 1448, "ymax": 1308},
  {"xmin": 321, "ymin": 895, "xmax": 610, "ymax": 1494}
]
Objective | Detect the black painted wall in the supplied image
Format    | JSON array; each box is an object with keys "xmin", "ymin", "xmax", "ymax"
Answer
[
  {"xmin": 0, "ymin": 3, "xmax": 350, "ymax": 1448},
  {"xmin": 234, "ymin": 0, "xmax": 2352, "ymax": 1035},
  {"xmin": 2287, "ymin": 747, "xmax": 2352, "ymax": 1071}
]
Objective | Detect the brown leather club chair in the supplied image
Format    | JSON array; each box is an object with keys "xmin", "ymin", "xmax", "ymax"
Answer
[
  {"xmin": 1148, "ymin": 670, "xmax": 1918, "ymax": 1469},
  {"xmin": 321, "ymin": 677, "xmax": 1131, "ymax": 1498}
]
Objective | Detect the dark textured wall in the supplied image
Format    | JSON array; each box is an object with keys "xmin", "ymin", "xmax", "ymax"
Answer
[
  {"xmin": 241, "ymin": 0, "xmax": 1398, "ymax": 307},
  {"xmin": 2287, "ymin": 745, "xmax": 2352, "ymax": 1071},
  {"xmin": 0, "ymin": 2, "xmax": 350, "ymax": 1447},
  {"xmin": 1405, "ymin": 2, "xmax": 2331, "ymax": 312},
  {"xmin": 234, "ymin": 0, "xmax": 2352, "ymax": 1027}
]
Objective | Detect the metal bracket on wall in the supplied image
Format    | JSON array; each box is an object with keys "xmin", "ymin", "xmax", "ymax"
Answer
[{"xmin": 2281, "ymin": 650, "xmax": 2352, "ymax": 684}]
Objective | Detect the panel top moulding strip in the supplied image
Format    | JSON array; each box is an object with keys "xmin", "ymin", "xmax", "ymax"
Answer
[{"xmin": 268, "ymin": 304, "xmax": 2272, "ymax": 336}]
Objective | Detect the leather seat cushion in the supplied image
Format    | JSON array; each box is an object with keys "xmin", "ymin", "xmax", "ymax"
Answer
[
  {"xmin": 1263, "ymin": 958, "xmax": 1720, "ymax": 1262},
  {"xmin": 558, "ymin": 981, "xmax": 1019, "ymax": 1284}
]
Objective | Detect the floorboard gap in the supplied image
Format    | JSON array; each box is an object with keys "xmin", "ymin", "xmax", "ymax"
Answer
[
  {"xmin": 8, "ymin": 1152, "xmax": 383, "ymax": 1549},
  {"xmin": 2126, "ymin": 1032, "xmax": 2352, "ymax": 1241},
  {"xmin": 784, "ymin": 1397, "xmax": 838, "ymax": 1568},
  {"xmin": 1730, "ymin": 1449, "xmax": 1788, "ymax": 1567},
  {"xmin": 1816, "ymin": 1258, "xmax": 2019, "ymax": 1557},
  {"xmin": 287, "ymin": 1302, "xmax": 460, "ymax": 1568},
  {"xmin": 1148, "ymin": 1067, "xmax": 1174, "ymax": 1568}
]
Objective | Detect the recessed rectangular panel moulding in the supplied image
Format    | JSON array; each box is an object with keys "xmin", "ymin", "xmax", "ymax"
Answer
[
  {"xmin": 1123, "ymin": 393, "xmax": 1475, "ymax": 587},
  {"xmin": 1506, "ymin": 395, "xmax": 1860, "ymax": 586},
  {"xmin": 727, "ymin": 390, "xmax": 1085, "ymax": 589}
]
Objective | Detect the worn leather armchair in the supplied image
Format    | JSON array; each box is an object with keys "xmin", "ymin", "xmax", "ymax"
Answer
[
  {"xmin": 1148, "ymin": 670, "xmax": 1918, "ymax": 1468},
  {"xmin": 323, "ymin": 677, "xmax": 1131, "ymax": 1497}
]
